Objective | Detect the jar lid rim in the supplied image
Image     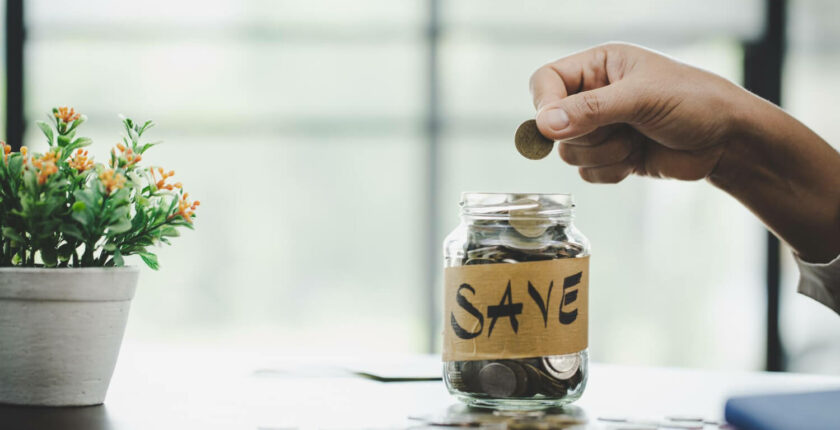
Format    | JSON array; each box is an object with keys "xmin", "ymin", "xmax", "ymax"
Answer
[{"xmin": 459, "ymin": 192, "xmax": 574, "ymax": 216}]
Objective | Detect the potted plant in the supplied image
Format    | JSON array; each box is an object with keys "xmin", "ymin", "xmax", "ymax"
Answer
[{"xmin": 0, "ymin": 107, "xmax": 199, "ymax": 406}]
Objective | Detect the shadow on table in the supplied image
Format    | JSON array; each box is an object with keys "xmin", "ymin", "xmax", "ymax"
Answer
[{"xmin": 0, "ymin": 404, "xmax": 113, "ymax": 430}]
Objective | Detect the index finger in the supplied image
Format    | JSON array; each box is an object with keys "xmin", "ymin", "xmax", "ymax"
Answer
[{"xmin": 529, "ymin": 45, "xmax": 616, "ymax": 112}]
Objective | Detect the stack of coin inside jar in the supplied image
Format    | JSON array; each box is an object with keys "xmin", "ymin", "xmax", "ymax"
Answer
[{"xmin": 443, "ymin": 193, "xmax": 591, "ymax": 409}]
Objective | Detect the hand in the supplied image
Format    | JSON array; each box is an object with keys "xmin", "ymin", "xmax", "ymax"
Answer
[
  {"xmin": 530, "ymin": 42, "xmax": 750, "ymax": 183},
  {"xmin": 530, "ymin": 43, "xmax": 840, "ymax": 263}
]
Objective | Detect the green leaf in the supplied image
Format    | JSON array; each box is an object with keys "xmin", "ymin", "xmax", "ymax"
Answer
[
  {"xmin": 72, "ymin": 201, "xmax": 86, "ymax": 212},
  {"xmin": 103, "ymin": 242, "xmax": 117, "ymax": 252},
  {"xmin": 71, "ymin": 207, "xmax": 94, "ymax": 227},
  {"xmin": 8, "ymin": 152, "xmax": 23, "ymax": 176},
  {"xmin": 2, "ymin": 227, "xmax": 23, "ymax": 242},
  {"xmin": 112, "ymin": 250, "xmax": 125, "ymax": 267},
  {"xmin": 138, "ymin": 120, "xmax": 155, "ymax": 135},
  {"xmin": 160, "ymin": 225, "xmax": 180, "ymax": 237},
  {"xmin": 138, "ymin": 142, "xmax": 161, "ymax": 154},
  {"xmin": 57, "ymin": 135, "xmax": 72, "ymax": 147},
  {"xmin": 73, "ymin": 188, "xmax": 100, "ymax": 208},
  {"xmin": 57, "ymin": 243, "xmax": 75, "ymax": 261},
  {"xmin": 65, "ymin": 116, "xmax": 86, "ymax": 134},
  {"xmin": 36, "ymin": 121, "xmax": 55, "ymax": 145},
  {"xmin": 60, "ymin": 224, "xmax": 84, "ymax": 241},
  {"xmin": 71, "ymin": 137, "xmax": 92, "ymax": 148},
  {"xmin": 107, "ymin": 217, "xmax": 132, "ymax": 235},
  {"xmin": 41, "ymin": 247, "xmax": 58, "ymax": 267},
  {"xmin": 139, "ymin": 252, "xmax": 159, "ymax": 270}
]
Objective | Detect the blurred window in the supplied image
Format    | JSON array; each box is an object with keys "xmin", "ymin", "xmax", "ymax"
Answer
[{"xmin": 21, "ymin": 0, "xmax": 826, "ymax": 375}]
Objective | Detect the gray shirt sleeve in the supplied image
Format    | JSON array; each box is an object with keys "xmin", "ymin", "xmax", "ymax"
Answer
[{"xmin": 796, "ymin": 252, "xmax": 840, "ymax": 315}]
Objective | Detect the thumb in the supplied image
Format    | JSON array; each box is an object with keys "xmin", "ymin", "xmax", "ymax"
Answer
[{"xmin": 535, "ymin": 82, "xmax": 636, "ymax": 141}]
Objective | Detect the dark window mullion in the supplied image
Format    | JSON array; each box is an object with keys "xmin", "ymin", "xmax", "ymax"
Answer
[{"xmin": 5, "ymin": 0, "xmax": 24, "ymax": 150}]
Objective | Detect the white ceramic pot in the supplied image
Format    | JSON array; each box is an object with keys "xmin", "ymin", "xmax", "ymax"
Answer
[{"xmin": 0, "ymin": 267, "xmax": 138, "ymax": 406}]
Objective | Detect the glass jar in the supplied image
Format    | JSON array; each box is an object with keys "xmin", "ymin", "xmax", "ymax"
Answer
[{"xmin": 442, "ymin": 192, "xmax": 591, "ymax": 410}]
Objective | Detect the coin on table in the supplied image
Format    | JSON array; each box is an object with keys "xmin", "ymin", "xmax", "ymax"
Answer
[
  {"xmin": 665, "ymin": 415, "xmax": 705, "ymax": 423},
  {"xmin": 544, "ymin": 414, "xmax": 587, "ymax": 426},
  {"xmin": 515, "ymin": 119, "xmax": 554, "ymax": 160},
  {"xmin": 407, "ymin": 414, "xmax": 482, "ymax": 427}
]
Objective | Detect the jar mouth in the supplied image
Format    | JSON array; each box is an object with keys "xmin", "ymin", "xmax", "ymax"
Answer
[{"xmin": 459, "ymin": 192, "xmax": 574, "ymax": 218}]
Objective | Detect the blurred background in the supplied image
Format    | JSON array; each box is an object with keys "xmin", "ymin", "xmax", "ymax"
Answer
[{"xmin": 1, "ymin": 0, "xmax": 838, "ymax": 374}]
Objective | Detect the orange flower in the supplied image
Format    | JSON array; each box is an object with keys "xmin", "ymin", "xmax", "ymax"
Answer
[
  {"xmin": 150, "ymin": 167, "xmax": 177, "ymax": 191},
  {"xmin": 54, "ymin": 106, "xmax": 81, "ymax": 123},
  {"xmin": 0, "ymin": 142, "xmax": 26, "ymax": 164},
  {"xmin": 99, "ymin": 169, "xmax": 126, "ymax": 194},
  {"xmin": 1, "ymin": 142, "xmax": 10, "ymax": 163},
  {"xmin": 110, "ymin": 143, "xmax": 142, "ymax": 168},
  {"xmin": 67, "ymin": 149, "xmax": 94, "ymax": 172},
  {"xmin": 37, "ymin": 163, "xmax": 58, "ymax": 184},
  {"xmin": 31, "ymin": 150, "xmax": 60, "ymax": 185},
  {"xmin": 32, "ymin": 150, "xmax": 58, "ymax": 168},
  {"xmin": 170, "ymin": 192, "xmax": 200, "ymax": 223}
]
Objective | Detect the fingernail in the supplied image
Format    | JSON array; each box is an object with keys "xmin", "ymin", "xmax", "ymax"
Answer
[{"xmin": 543, "ymin": 108, "xmax": 569, "ymax": 131}]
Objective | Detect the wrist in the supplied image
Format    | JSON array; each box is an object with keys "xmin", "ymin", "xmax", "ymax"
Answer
[
  {"xmin": 707, "ymin": 90, "xmax": 840, "ymax": 262},
  {"xmin": 707, "ymin": 90, "xmax": 781, "ymax": 194}
]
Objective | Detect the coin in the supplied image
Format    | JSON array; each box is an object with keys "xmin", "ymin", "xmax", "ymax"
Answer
[
  {"xmin": 407, "ymin": 414, "xmax": 483, "ymax": 427},
  {"xmin": 544, "ymin": 414, "xmax": 587, "ymax": 426},
  {"xmin": 515, "ymin": 119, "xmax": 554, "ymax": 160},
  {"xmin": 519, "ymin": 362, "xmax": 543, "ymax": 397},
  {"xmin": 504, "ymin": 360, "xmax": 530, "ymax": 397},
  {"xmin": 464, "ymin": 258, "xmax": 496, "ymax": 266},
  {"xmin": 597, "ymin": 416, "xmax": 629, "ymax": 422},
  {"xmin": 460, "ymin": 360, "xmax": 483, "ymax": 393},
  {"xmin": 665, "ymin": 415, "xmax": 705, "ymax": 422},
  {"xmin": 478, "ymin": 362, "xmax": 518, "ymax": 397},
  {"xmin": 508, "ymin": 199, "xmax": 551, "ymax": 238},
  {"xmin": 492, "ymin": 410, "xmax": 546, "ymax": 419},
  {"xmin": 542, "ymin": 354, "xmax": 580, "ymax": 380},
  {"xmin": 500, "ymin": 230, "xmax": 550, "ymax": 250}
]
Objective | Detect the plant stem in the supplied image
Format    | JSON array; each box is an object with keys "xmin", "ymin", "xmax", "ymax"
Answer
[{"xmin": 82, "ymin": 242, "xmax": 94, "ymax": 266}]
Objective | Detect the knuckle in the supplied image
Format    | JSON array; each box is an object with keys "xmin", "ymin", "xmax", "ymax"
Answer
[
  {"xmin": 600, "ymin": 41, "xmax": 629, "ymax": 51},
  {"xmin": 579, "ymin": 92, "xmax": 603, "ymax": 121},
  {"xmin": 529, "ymin": 64, "xmax": 552, "ymax": 91},
  {"xmin": 579, "ymin": 166, "xmax": 628, "ymax": 184},
  {"xmin": 578, "ymin": 167, "xmax": 597, "ymax": 183},
  {"xmin": 614, "ymin": 139, "xmax": 635, "ymax": 161},
  {"xmin": 558, "ymin": 143, "xmax": 579, "ymax": 164},
  {"xmin": 604, "ymin": 166, "xmax": 630, "ymax": 184},
  {"xmin": 601, "ymin": 172, "xmax": 624, "ymax": 184}
]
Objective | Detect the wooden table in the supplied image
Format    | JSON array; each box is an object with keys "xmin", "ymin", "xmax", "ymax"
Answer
[{"xmin": 2, "ymin": 342, "xmax": 839, "ymax": 429}]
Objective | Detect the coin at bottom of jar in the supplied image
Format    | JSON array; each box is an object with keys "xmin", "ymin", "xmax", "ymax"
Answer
[
  {"xmin": 542, "ymin": 354, "xmax": 581, "ymax": 380},
  {"xmin": 519, "ymin": 362, "xmax": 543, "ymax": 397},
  {"xmin": 504, "ymin": 360, "xmax": 531, "ymax": 397},
  {"xmin": 460, "ymin": 360, "xmax": 483, "ymax": 393},
  {"xmin": 478, "ymin": 362, "xmax": 519, "ymax": 397}
]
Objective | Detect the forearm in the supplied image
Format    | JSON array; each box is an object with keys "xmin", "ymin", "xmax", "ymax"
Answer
[{"xmin": 709, "ymin": 92, "xmax": 840, "ymax": 263}]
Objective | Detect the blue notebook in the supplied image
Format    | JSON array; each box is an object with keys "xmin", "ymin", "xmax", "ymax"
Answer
[{"xmin": 725, "ymin": 389, "xmax": 840, "ymax": 430}]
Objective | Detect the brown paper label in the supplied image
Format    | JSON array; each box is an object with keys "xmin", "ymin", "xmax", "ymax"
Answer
[{"xmin": 443, "ymin": 256, "xmax": 589, "ymax": 361}]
